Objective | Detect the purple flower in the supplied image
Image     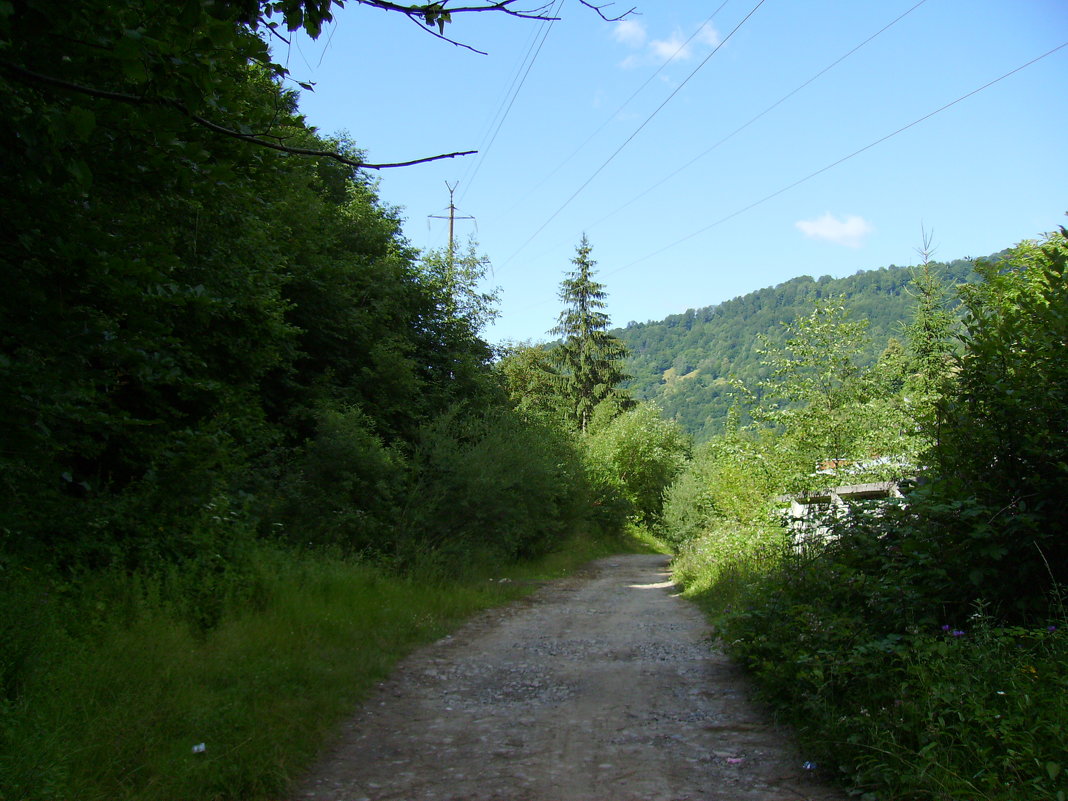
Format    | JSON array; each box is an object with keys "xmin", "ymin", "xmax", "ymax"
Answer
[
  {"xmin": 941, "ymin": 624, "xmax": 951, "ymax": 632},
  {"xmin": 951, "ymin": 629, "xmax": 965, "ymax": 637},
  {"xmin": 1048, "ymin": 626, "xmax": 1058, "ymax": 633}
]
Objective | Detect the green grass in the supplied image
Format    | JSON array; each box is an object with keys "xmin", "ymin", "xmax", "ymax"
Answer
[{"xmin": 0, "ymin": 529, "xmax": 636, "ymax": 801}]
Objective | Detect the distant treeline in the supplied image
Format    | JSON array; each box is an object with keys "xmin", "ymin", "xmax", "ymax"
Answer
[{"xmin": 614, "ymin": 256, "xmax": 991, "ymax": 440}]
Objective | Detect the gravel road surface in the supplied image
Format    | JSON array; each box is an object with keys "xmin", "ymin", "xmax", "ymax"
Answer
[{"xmin": 292, "ymin": 553, "xmax": 848, "ymax": 801}]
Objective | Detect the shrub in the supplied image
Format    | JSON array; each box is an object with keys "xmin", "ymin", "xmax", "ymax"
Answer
[
  {"xmin": 276, "ymin": 404, "xmax": 405, "ymax": 555},
  {"xmin": 585, "ymin": 403, "xmax": 690, "ymax": 527},
  {"xmin": 930, "ymin": 228, "xmax": 1068, "ymax": 615},
  {"xmin": 660, "ymin": 428, "xmax": 789, "ymax": 550},
  {"xmin": 399, "ymin": 407, "xmax": 593, "ymax": 563}
]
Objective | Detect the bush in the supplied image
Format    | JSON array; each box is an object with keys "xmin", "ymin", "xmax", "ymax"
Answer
[
  {"xmin": 930, "ymin": 228, "xmax": 1068, "ymax": 615},
  {"xmin": 399, "ymin": 407, "xmax": 593, "ymax": 563},
  {"xmin": 660, "ymin": 428, "xmax": 789, "ymax": 550},
  {"xmin": 677, "ymin": 504, "xmax": 1068, "ymax": 801},
  {"xmin": 275, "ymin": 404, "xmax": 405, "ymax": 555},
  {"xmin": 585, "ymin": 403, "xmax": 690, "ymax": 527}
]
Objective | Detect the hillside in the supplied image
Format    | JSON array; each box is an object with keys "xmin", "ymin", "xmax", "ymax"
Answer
[{"xmin": 614, "ymin": 256, "xmax": 987, "ymax": 441}]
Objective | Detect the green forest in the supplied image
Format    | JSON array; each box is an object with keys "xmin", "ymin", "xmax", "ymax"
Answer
[
  {"xmin": 615, "ymin": 255, "xmax": 985, "ymax": 441},
  {"xmin": 2, "ymin": 2, "xmax": 1066, "ymax": 800},
  {"xmin": 0, "ymin": 3, "xmax": 658, "ymax": 798}
]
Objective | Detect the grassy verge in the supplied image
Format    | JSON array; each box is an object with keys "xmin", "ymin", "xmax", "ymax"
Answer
[
  {"xmin": 673, "ymin": 525, "xmax": 1068, "ymax": 801},
  {"xmin": 0, "ymin": 529, "xmax": 634, "ymax": 801}
]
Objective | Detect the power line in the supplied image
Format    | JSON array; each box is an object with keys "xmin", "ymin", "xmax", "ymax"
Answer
[
  {"xmin": 458, "ymin": 0, "xmax": 565, "ymax": 202},
  {"xmin": 499, "ymin": 0, "xmax": 769, "ymax": 271},
  {"xmin": 503, "ymin": 1, "xmax": 731, "ymax": 215},
  {"xmin": 456, "ymin": 17, "xmax": 543, "ymax": 193},
  {"xmin": 603, "ymin": 40, "xmax": 1068, "ymax": 279},
  {"xmin": 587, "ymin": 0, "xmax": 930, "ymax": 232},
  {"xmin": 455, "ymin": 7, "xmax": 545, "ymax": 192},
  {"xmin": 516, "ymin": 0, "xmax": 929, "ymax": 273}
]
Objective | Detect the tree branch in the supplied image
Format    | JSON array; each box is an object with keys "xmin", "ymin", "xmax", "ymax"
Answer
[
  {"xmin": 0, "ymin": 61, "xmax": 476, "ymax": 170},
  {"xmin": 401, "ymin": 13, "xmax": 489, "ymax": 54},
  {"xmin": 355, "ymin": 1, "xmax": 560, "ymax": 22},
  {"xmin": 578, "ymin": 1, "xmax": 637, "ymax": 22},
  {"xmin": 352, "ymin": 1, "xmax": 633, "ymax": 50}
]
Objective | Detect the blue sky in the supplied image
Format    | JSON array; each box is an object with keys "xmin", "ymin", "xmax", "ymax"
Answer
[{"xmin": 281, "ymin": 0, "xmax": 1068, "ymax": 345}]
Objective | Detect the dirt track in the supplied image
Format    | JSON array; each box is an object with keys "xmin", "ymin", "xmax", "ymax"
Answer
[{"xmin": 292, "ymin": 554, "xmax": 848, "ymax": 801}]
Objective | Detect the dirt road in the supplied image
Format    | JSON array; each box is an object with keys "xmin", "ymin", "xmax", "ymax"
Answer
[{"xmin": 292, "ymin": 554, "xmax": 848, "ymax": 801}]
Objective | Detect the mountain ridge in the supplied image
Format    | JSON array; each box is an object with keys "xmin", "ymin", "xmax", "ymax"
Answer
[{"xmin": 612, "ymin": 254, "xmax": 995, "ymax": 441}]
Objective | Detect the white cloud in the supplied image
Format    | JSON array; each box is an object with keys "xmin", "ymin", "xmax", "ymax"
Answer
[
  {"xmin": 697, "ymin": 23, "xmax": 721, "ymax": 48},
  {"xmin": 649, "ymin": 32, "xmax": 693, "ymax": 63},
  {"xmin": 614, "ymin": 21, "xmax": 720, "ymax": 67},
  {"xmin": 612, "ymin": 19, "xmax": 647, "ymax": 47},
  {"xmin": 795, "ymin": 213, "xmax": 875, "ymax": 248}
]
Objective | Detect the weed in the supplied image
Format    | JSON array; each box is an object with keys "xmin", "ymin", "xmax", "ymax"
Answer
[{"xmin": 0, "ymin": 533, "xmax": 632, "ymax": 801}]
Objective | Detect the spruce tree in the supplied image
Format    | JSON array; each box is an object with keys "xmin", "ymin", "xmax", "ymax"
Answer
[{"xmin": 550, "ymin": 235, "xmax": 630, "ymax": 432}]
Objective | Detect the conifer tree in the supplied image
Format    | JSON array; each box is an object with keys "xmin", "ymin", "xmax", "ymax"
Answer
[{"xmin": 550, "ymin": 235, "xmax": 630, "ymax": 432}]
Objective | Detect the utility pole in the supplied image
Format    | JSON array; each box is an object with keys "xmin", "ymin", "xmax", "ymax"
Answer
[{"xmin": 428, "ymin": 181, "xmax": 475, "ymax": 262}]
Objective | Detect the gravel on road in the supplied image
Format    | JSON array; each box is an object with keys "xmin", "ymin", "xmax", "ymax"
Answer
[{"xmin": 291, "ymin": 553, "xmax": 849, "ymax": 801}]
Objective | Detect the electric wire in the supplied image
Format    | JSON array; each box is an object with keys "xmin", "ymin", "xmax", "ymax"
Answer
[
  {"xmin": 499, "ymin": 0, "xmax": 769, "ymax": 271},
  {"xmin": 456, "ymin": 11, "xmax": 546, "ymax": 192},
  {"xmin": 458, "ymin": 0, "xmax": 565, "ymax": 202},
  {"xmin": 601, "ymin": 40, "xmax": 1068, "ymax": 279},
  {"xmin": 503, "ymin": 1, "xmax": 731, "ymax": 215},
  {"xmin": 516, "ymin": 0, "xmax": 929, "ymax": 275},
  {"xmin": 586, "ymin": 0, "xmax": 930, "ymax": 232}
]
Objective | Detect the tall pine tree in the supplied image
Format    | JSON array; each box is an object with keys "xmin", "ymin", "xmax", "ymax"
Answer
[{"xmin": 550, "ymin": 235, "xmax": 630, "ymax": 432}]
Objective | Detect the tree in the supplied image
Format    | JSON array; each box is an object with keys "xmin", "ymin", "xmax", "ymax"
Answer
[
  {"xmin": 586, "ymin": 403, "xmax": 690, "ymax": 525},
  {"xmin": 902, "ymin": 230, "xmax": 957, "ymax": 440},
  {"xmin": 495, "ymin": 342, "xmax": 568, "ymax": 426},
  {"xmin": 412, "ymin": 239, "xmax": 500, "ymax": 412},
  {"xmin": 0, "ymin": 0, "xmax": 518, "ymax": 566},
  {"xmin": 752, "ymin": 296, "xmax": 873, "ymax": 487},
  {"xmin": 549, "ymin": 235, "xmax": 631, "ymax": 433},
  {"xmin": 928, "ymin": 227, "xmax": 1068, "ymax": 611}
]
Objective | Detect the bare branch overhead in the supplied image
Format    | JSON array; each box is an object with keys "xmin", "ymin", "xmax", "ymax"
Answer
[{"xmin": 0, "ymin": 61, "xmax": 476, "ymax": 170}]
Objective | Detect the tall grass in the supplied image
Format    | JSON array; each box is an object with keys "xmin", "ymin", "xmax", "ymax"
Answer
[{"xmin": 0, "ymin": 530, "xmax": 627, "ymax": 801}]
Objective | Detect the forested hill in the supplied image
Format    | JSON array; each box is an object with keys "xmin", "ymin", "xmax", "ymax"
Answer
[{"xmin": 614, "ymin": 255, "xmax": 987, "ymax": 441}]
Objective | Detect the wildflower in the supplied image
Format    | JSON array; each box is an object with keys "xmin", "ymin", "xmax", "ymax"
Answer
[
  {"xmin": 951, "ymin": 629, "xmax": 965, "ymax": 637},
  {"xmin": 1048, "ymin": 626, "xmax": 1057, "ymax": 633},
  {"xmin": 941, "ymin": 624, "xmax": 951, "ymax": 632}
]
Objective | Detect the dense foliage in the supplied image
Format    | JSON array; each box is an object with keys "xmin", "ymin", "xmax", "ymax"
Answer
[
  {"xmin": 0, "ymin": 5, "xmax": 641, "ymax": 798},
  {"xmin": 931, "ymin": 232, "xmax": 1068, "ymax": 611},
  {"xmin": 585, "ymin": 403, "xmax": 690, "ymax": 527},
  {"xmin": 0, "ymin": 0, "xmax": 605, "ymax": 574},
  {"xmin": 667, "ymin": 229, "xmax": 1068, "ymax": 800}
]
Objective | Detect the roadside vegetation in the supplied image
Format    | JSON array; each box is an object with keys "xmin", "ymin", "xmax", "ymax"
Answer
[
  {"xmin": 1, "ymin": 532, "xmax": 638, "ymax": 801},
  {"xmin": 0, "ymin": 3, "xmax": 686, "ymax": 799},
  {"xmin": 5, "ymin": 4, "xmax": 1065, "ymax": 800},
  {"xmin": 665, "ymin": 230, "xmax": 1068, "ymax": 800}
]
